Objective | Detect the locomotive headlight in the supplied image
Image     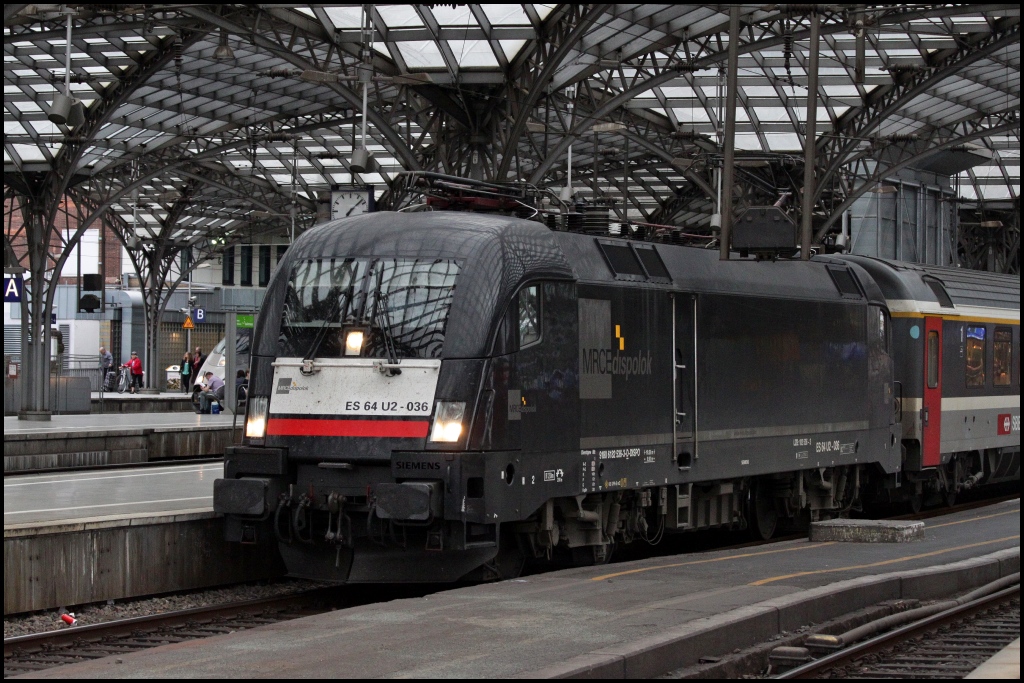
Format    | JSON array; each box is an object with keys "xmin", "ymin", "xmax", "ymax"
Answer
[
  {"xmin": 345, "ymin": 330, "xmax": 365, "ymax": 356},
  {"xmin": 245, "ymin": 396, "xmax": 269, "ymax": 441},
  {"xmin": 429, "ymin": 401, "xmax": 465, "ymax": 443}
]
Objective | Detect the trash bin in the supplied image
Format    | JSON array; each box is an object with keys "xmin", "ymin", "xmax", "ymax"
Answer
[{"xmin": 166, "ymin": 364, "xmax": 180, "ymax": 391}]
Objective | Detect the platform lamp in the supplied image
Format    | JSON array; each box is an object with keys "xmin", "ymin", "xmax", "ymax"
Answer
[
  {"xmin": 48, "ymin": 8, "xmax": 76, "ymax": 125},
  {"xmin": 213, "ymin": 28, "xmax": 235, "ymax": 60},
  {"xmin": 350, "ymin": 5, "xmax": 375, "ymax": 174}
]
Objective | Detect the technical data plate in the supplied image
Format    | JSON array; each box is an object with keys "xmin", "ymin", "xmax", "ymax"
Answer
[{"xmin": 269, "ymin": 358, "xmax": 440, "ymax": 417}]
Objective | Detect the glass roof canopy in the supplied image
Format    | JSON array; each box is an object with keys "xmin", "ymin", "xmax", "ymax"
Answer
[{"xmin": 3, "ymin": 4, "xmax": 1020, "ymax": 249}]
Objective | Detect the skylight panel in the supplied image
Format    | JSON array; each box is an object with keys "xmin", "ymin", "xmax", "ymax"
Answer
[
  {"xmin": 499, "ymin": 39, "xmax": 527, "ymax": 60},
  {"xmin": 483, "ymin": 5, "xmax": 530, "ymax": 26},
  {"xmin": 396, "ymin": 41, "xmax": 446, "ymax": 69},
  {"xmin": 661, "ymin": 86, "xmax": 696, "ymax": 98},
  {"xmin": 29, "ymin": 120, "xmax": 60, "ymax": 135},
  {"xmin": 763, "ymin": 132, "xmax": 801, "ymax": 151},
  {"xmin": 533, "ymin": 4, "xmax": 557, "ymax": 21},
  {"xmin": 5, "ymin": 121, "xmax": 28, "ymax": 135},
  {"xmin": 673, "ymin": 108, "xmax": 711, "ymax": 122},
  {"xmin": 735, "ymin": 133, "xmax": 763, "ymax": 151},
  {"xmin": 377, "ymin": 6, "xmax": 423, "ymax": 28},
  {"xmin": 323, "ymin": 6, "xmax": 362, "ymax": 29},
  {"xmin": 753, "ymin": 107, "xmax": 791, "ymax": 122},
  {"xmin": 448, "ymin": 39, "xmax": 499, "ymax": 68},
  {"xmin": 14, "ymin": 143, "xmax": 48, "ymax": 161},
  {"xmin": 430, "ymin": 6, "xmax": 475, "ymax": 26}
]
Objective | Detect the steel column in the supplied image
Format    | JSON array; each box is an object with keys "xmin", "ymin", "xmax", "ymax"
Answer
[
  {"xmin": 719, "ymin": 5, "xmax": 740, "ymax": 261},
  {"xmin": 800, "ymin": 11, "xmax": 820, "ymax": 260}
]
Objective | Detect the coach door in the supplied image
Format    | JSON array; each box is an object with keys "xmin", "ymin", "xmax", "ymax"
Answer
[
  {"xmin": 673, "ymin": 294, "xmax": 696, "ymax": 468},
  {"xmin": 922, "ymin": 316, "xmax": 942, "ymax": 468}
]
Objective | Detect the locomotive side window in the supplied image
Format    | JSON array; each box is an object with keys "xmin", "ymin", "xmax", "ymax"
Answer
[
  {"xmin": 597, "ymin": 241, "xmax": 646, "ymax": 280},
  {"xmin": 518, "ymin": 285, "xmax": 541, "ymax": 348},
  {"xmin": 632, "ymin": 245, "xmax": 672, "ymax": 282},
  {"xmin": 927, "ymin": 331, "xmax": 939, "ymax": 389},
  {"xmin": 869, "ymin": 307, "xmax": 888, "ymax": 353},
  {"xmin": 827, "ymin": 267, "xmax": 864, "ymax": 299},
  {"xmin": 923, "ymin": 277, "xmax": 954, "ymax": 308},
  {"xmin": 993, "ymin": 328, "xmax": 1012, "ymax": 386},
  {"xmin": 965, "ymin": 325, "xmax": 986, "ymax": 387}
]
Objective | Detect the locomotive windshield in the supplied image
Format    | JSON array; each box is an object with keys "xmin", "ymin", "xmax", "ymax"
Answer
[{"xmin": 278, "ymin": 257, "xmax": 459, "ymax": 359}]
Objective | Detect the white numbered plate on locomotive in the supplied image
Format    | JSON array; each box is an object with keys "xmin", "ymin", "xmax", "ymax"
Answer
[{"xmin": 270, "ymin": 358, "xmax": 440, "ymax": 416}]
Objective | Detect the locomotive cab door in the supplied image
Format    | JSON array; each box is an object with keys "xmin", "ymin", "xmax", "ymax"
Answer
[
  {"xmin": 673, "ymin": 294, "xmax": 696, "ymax": 468},
  {"xmin": 922, "ymin": 316, "xmax": 942, "ymax": 468}
]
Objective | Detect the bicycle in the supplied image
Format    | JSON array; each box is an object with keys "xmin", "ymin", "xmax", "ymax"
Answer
[{"xmin": 116, "ymin": 366, "xmax": 131, "ymax": 394}]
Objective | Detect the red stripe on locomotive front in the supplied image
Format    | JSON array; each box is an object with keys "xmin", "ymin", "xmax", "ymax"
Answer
[{"xmin": 266, "ymin": 418, "xmax": 430, "ymax": 438}]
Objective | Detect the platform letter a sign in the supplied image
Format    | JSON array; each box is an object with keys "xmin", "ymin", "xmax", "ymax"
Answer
[{"xmin": 4, "ymin": 276, "xmax": 22, "ymax": 303}]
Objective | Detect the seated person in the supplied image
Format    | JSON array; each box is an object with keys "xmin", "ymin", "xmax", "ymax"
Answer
[{"xmin": 198, "ymin": 371, "xmax": 226, "ymax": 413}]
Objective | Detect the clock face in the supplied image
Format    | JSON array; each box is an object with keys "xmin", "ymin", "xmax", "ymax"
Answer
[{"xmin": 331, "ymin": 189, "xmax": 369, "ymax": 220}]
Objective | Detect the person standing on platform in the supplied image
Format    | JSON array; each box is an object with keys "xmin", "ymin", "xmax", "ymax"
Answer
[
  {"xmin": 180, "ymin": 351, "xmax": 194, "ymax": 394},
  {"xmin": 99, "ymin": 346, "xmax": 114, "ymax": 389},
  {"xmin": 193, "ymin": 346, "xmax": 206, "ymax": 376},
  {"xmin": 123, "ymin": 350, "xmax": 144, "ymax": 394}
]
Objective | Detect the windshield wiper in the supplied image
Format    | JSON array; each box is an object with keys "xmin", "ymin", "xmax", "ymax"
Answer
[
  {"xmin": 375, "ymin": 292, "xmax": 400, "ymax": 365},
  {"xmin": 372, "ymin": 274, "xmax": 401, "ymax": 375},
  {"xmin": 303, "ymin": 291, "xmax": 347, "ymax": 366}
]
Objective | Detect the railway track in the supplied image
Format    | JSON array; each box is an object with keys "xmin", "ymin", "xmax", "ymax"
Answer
[
  {"xmin": 2, "ymin": 589, "xmax": 334, "ymax": 678},
  {"xmin": 6, "ymin": 494, "xmax": 1017, "ymax": 677},
  {"xmin": 776, "ymin": 585, "xmax": 1020, "ymax": 679}
]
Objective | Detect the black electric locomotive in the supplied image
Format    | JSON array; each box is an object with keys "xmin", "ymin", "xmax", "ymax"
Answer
[{"xmin": 214, "ymin": 212, "xmax": 1019, "ymax": 582}]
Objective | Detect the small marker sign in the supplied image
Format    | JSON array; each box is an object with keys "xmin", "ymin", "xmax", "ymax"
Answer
[{"xmin": 183, "ymin": 315, "xmax": 195, "ymax": 330}]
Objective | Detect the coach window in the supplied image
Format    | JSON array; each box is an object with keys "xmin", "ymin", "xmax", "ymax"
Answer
[
  {"xmin": 965, "ymin": 326, "xmax": 986, "ymax": 387},
  {"xmin": 518, "ymin": 285, "xmax": 541, "ymax": 348},
  {"xmin": 993, "ymin": 328, "xmax": 1012, "ymax": 387},
  {"xmin": 868, "ymin": 306, "xmax": 889, "ymax": 355},
  {"xmin": 927, "ymin": 331, "xmax": 939, "ymax": 389}
]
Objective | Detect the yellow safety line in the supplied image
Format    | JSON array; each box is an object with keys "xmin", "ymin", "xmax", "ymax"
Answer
[
  {"xmin": 589, "ymin": 542, "xmax": 835, "ymax": 582},
  {"xmin": 749, "ymin": 535, "xmax": 1020, "ymax": 586},
  {"xmin": 929, "ymin": 508, "xmax": 1020, "ymax": 529},
  {"xmin": 589, "ymin": 507, "xmax": 1020, "ymax": 583}
]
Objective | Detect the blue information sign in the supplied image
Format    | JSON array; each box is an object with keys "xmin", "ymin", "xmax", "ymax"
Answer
[
  {"xmin": 3, "ymin": 276, "xmax": 22, "ymax": 303},
  {"xmin": 195, "ymin": 307, "xmax": 206, "ymax": 323}
]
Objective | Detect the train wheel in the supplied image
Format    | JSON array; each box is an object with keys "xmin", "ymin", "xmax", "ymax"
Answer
[{"xmin": 751, "ymin": 485, "xmax": 778, "ymax": 541}]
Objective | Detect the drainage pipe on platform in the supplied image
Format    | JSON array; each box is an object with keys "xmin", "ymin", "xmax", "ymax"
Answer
[{"xmin": 805, "ymin": 572, "xmax": 1020, "ymax": 649}]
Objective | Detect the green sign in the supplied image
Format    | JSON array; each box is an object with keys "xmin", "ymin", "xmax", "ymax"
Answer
[{"xmin": 236, "ymin": 314, "xmax": 255, "ymax": 329}]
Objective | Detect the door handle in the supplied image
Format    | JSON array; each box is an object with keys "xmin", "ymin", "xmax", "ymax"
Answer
[{"xmin": 922, "ymin": 407, "xmax": 929, "ymax": 426}]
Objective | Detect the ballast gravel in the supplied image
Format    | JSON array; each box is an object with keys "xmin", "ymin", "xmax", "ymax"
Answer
[{"xmin": 3, "ymin": 579, "xmax": 328, "ymax": 638}]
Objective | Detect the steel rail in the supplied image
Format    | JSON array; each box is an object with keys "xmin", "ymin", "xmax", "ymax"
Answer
[
  {"xmin": 3, "ymin": 587, "xmax": 333, "ymax": 659},
  {"xmin": 776, "ymin": 583, "xmax": 1020, "ymax": 679}
]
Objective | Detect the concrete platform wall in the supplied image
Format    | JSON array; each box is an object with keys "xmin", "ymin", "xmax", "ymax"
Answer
[
  {"xmin": 3, "ymin": 427, "xmax": 238, "ymax": 473},
  {"xmin": 91, "ymin": 395, "xmax": 195, "ymax": 413},
  {"xmin": 4, "ymin": 512, "xmax": 284, "ymax": 614}
]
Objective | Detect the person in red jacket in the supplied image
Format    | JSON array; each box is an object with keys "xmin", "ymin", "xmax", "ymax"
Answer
[{"xmin": 123, "ymin": 350, "xmax": 144, "ymax": 394}]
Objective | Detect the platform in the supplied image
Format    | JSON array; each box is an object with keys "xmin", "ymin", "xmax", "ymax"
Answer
[
  {"xmin": 17, "ymin": 499, "xmax": 1019, "ymax": 679},
  {"xmin": 3, "ymin": 413, "xmax": 239, "ymax": 473},
  {"xmin": 4, "ymin": 462, "xmax": 282, "ymax": 614},
  {"xmin": 967, "ymin": 638, "xmax": 1020, "ymax": 680}
]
